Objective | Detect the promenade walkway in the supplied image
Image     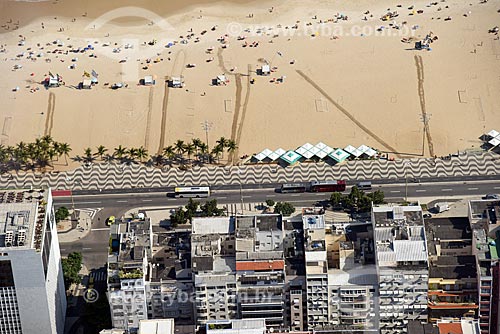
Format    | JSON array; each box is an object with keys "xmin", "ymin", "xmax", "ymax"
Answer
[{"xmin": 0, "ymin": 151, "xmax": 498, "ymax": 191}]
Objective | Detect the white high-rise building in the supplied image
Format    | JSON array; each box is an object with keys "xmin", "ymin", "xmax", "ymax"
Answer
[
  {"xmin": 372, "ymin": 204, "xmax": 429, "ymax": 333},
  {"xmin": 0, "ymin": 188, "xmax": 66, "ymax": 334}
]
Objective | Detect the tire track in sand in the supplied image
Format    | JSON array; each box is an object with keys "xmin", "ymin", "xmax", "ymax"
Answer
[
  {"xmin": 157, "ymin": 49, "xmax": 185, "ymax": 155},
  {"xmin": 217, "ymin": 48, "xmax": 252, "ymax": 164},
  {"xmin": 144, "ymin": 86, "xmax": 154, "ymax": 149},
  {"xmin": 44, "ymin": 92, "xmax": 55, "ymax": 136},
  {"xmin": 296, "ymin": 70, "xmax": 400, "ymax": 156},
  {"xmin": 414, "ymin": 55, "xmax": 435, "ymax": 157},
  {"xmin": 157, "ymin": 83, "xmax": 170, "ymax": 155},
  {"xmin": 232, "ymin": 64, "xmax": 252, "ymax": 164}
]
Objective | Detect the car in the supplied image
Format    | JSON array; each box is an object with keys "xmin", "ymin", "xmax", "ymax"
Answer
[
  {"xmin": 483, "ymin": 194, "xmax": 500, "ymax": 200},
  {"xmin": 106, "ymin": 216, "xmax": 115, "ymax": 226}
]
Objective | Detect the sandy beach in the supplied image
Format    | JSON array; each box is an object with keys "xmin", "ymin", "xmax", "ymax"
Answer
[{"xmin": 0, "ymin": 0, "xmax": 499, "ymax": 169}]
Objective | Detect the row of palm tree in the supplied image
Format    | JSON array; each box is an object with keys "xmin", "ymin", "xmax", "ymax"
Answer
[
  {"xmin": 0, "ymin": 135, "xmax": 71, "ymax": 172},
  {"xmin": 77, "ymin": 137, "xmax": 238, "ymax": 168},
  {"xmin": 0, "ymin": 135, "xmax": 238, "ymax": 174}
]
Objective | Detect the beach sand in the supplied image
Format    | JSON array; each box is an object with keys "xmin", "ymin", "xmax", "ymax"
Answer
[{"xmin": 0, "ymin": 0, "xmax": 499, "ymax": 169}]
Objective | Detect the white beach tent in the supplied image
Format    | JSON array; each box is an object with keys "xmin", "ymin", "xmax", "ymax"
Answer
[{"xmin": 487, "ymin": 129, "xmax": 499, "ymax": 139}]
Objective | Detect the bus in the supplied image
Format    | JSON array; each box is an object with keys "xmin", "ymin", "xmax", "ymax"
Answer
[
  {"xmin": 309, "ymin": 180, "xmax": 346, "ymax": 193},
  {"xmin": 280, "ymin": 183, "xmax": 309, "ymax": 193},
  {"xmin": 174, "ymin": 186, "xmax": 211, "ymax": 198}
]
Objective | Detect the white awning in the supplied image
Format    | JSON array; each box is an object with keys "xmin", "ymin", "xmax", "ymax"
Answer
[
  {"xmin": 300, "ymin": 142, "xmax": 314, "ymax": 151},
  {"xmin": 487, "ymin": 129, "xmax": 499, "ymax": 138},
  {"xmin": 489, "ymin": 137, "xmax": 500, "ymax": 147},
  {"xmin": 315, "ymin": 142, "xmax": 327, "ymax": 151},
  {"xmin": 344, "ymin": 145, "xmax": 357, "ymax": 154}
]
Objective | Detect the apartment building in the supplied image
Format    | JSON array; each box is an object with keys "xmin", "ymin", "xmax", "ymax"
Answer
[
  {"xmin": 148, "ymin": 230, "xmax": 193, "ymax": 322},
  {"xmin": 469, "ymin": 199, "xmax": 500, "ymax": 334},
  {"xmin": 192, "ymin": 217, "xmax": 237, "ymax": 328},
  {"xmin": 425, "ymin": 217, "xmax": 478, "ymax": 321},
  {"xmin": 107, "ymin": 218, "xmax": 152, "ymax": 332},
  {"xmin": 235, "ymin": 214, "xmax": 286, "ymax": 328},
  {"xmin": 372, "ymin": 204, "xmax": 429, "ymax": 333},
  {"xmin": 303, "ymin": 211, "xmax": 329, "ymax": 329},
  {"xmin": 0, "ymin": 188, "xmax": 66, "ymax": 334}
]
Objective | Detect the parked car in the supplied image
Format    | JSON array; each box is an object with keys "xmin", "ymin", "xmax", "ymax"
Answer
[{"xmin": 483, "ymin": 194, "xmax": 500, "ymax": 200}]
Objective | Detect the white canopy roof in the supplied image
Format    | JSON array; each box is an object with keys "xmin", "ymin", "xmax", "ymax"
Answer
[
  {"xmin": 344, "ymin": 145, "xmax": 357, "ymax": 154},
  {"xmin": 267, "ymin": 151, "xmax": 281, "ymax": 160},
  {"xmin": 364, "ymin": 147, "xmax": 377, "ymax": 157},
  {"xmin": 321, "ymin": 145, "xmax": 334, "ymax": 154},
  {"xmin": 302, "ymin": 150, "xmax": 315, "ymax": 159},
  {"xmin": 300, "ymin": 142, "xmax": 314, "ymax": 151},
  {"xmin": 254, "ymin": 152, "xmax": 267, "ymax": 161},
  {"xmin": 315, "ymin": 150, "xmax": 328, "ymax": 159},
  {"xmin": 274, "ymin": 148, "xmax": 286, "ymax": 156},
  {"xmin": 350, "ymin": 149, "xmax": 363, "ymax": 157},
  {"xmin": 489, "ymin": 137, "xmax": 500, "ymax": 147},
  {"xmin": 357, "ymin": 145, "xmax": 370, "ymax": 153},
  {"xmin": 260, "ymin": 148, "xmax": 273, "ymax": 157},
  {"xmin": 295, "ymin": 146, "xmax": 309, "ymax": 155},
  {"xmin": 315, "ymin": 142, "xmax": 328, "ymax": 151},
  {"xmin": 487, "ymin": 129, "xmax": 499, "ymax": 138},
  {"xmin": 308, "ymin": 146, "xmax": 321, "ymax": 156}
]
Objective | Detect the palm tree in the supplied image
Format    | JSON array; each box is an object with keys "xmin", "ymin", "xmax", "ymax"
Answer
[
  {"xmin": 128, "ymin": 148, "xmax": 138, "ymax": 161},
  {"xmin": 58, "ymin": 143, "xmax": 72, "ymax": 166},
  {"xmin": 198, "ymin": 143, "xmax": 209, "ymax": 163},
  {"xmin": 52, "ymin": 141, "xmax": 60, "ymax": 161},
  {"xmin": 163, "ymin": 146, "xmax": 175, "ymax": 164},
  {"xmin": 114, "ymin": 145, "xmax": 127, "ymax": 159},
  {"xmin": 136, "ymin": 146, "xmax": 148, "ymax": 162},
  {"xmin": 96, "ymin": 145, "xmax": 107, "ymax": 160},
  {"xmin": 83, "ymin": 147, "xmax": 92, "ymax": 163},
  {"xmin": 226, "ymin": 139, "xmax": 237, "ymax": 154},
  {"xmin": 215, "ymin": 137, "xmax": 228, "ymax": 159},
  {"xmin": 185, "ymin": 143, "xmax": 195, "ymax": 163},
  {"xmin": 211, "ymin": 145, "xmax": 223, "ymax": 164},
  {"xmin": 174, "ymin": 140, "xmax": 186, "ymax": 157},
  {"xmin": 41, "ymin": 135, "xmax": 53, "ymax": 146},
  {"xmin": 192, "ymin": 138, "xmax": 203, "ymax": 154},
  {"xmin": 47, "ymin": 148, "xmax": 57, "ymax": 169}
]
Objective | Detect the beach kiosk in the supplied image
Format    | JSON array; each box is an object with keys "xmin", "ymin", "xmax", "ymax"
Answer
[
  {"xmin": 44, "ymin": 73, "xmax": 61, "ymax": 88},
  {"xmin": 214, "ymin": 75, "xmax": 227, "ymax": 86},
  {"xmin": 81, "ymin": 79, "xmax": 92, "ymax": 89},
  {"xmin": 169, "ymin": 77, "xmax": 183, "ymax": 88},
  {"xmin": 142, "ymin": 75, "xmax": 155, "ymax": 86},
  {"xmin": 279, "ymin": 150, "xmax": 302, "ymax": 166},
  {"xmin": 260, "ymin": 64, "xmax": 271, "ymax": 76}
]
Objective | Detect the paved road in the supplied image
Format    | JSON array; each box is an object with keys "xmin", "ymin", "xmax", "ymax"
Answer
[
  {"xmin": 55, "ymin": 177, "xmax": 500, "ymax": 268},
  {"xmin": 55, "ymin": 178, "xmax": 500, "ymax": 211}
]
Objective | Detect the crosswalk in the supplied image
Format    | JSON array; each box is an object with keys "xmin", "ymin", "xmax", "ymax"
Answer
[
  {"xmin": 76, "ymin": 208, "xmax": 102, "ymax": 220},
  {"xmin": 89, "ymin": 271, "xmax": 107, "ymax": 282}
]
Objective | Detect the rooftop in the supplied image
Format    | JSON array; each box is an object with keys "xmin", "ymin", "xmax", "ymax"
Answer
[
  {"xmin": 425, "ymin": 217, "xmax": 472, "ymax": 240},
  {"xmin": 138, "ymin": 319, "xmax": 174, "ymax": 334},
  {"xmin": 192, "ymin": 217, "xmax": 235, "ymax": 235},
  {"xmin": 0, "ymin": 189, "xmax": 50, "ymax": 251},
  {"xmin": 429, "ymin": 255, "xmax": 477, "ymax": 279}
]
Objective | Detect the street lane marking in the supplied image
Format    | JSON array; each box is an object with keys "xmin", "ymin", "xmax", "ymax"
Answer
[
  {"xmin": 494, "ymin": 186, "xmax": 500, "ymax": 189},
  {"xmin": 57, "ymin": 201, "xmax": 102, "ymax": 205},
  {"xmin": 242, "ymin": 196, "xmax": 252, "ymax": 199},
  {"xmin": 116, "ymin": 200, "xmax": 128, "ymax": 203},
  {"xmin": 315, "ymin": 193, "xmax": 324, "ymax": 196},
  {"xmin": 266, "ymin": 195, "xmax": 276, "ymax": 197},
  {"xmin": 142, "ymin": 199, "xmax": 153, "ymax": 202},
  {"xmin": 416, "ymin": 190, "xmax": 427, "ymax": 192},
  {"xmin": 291, "ymin": 194, "xmax": 301, "ymax": 197},
  {"xmin": 60, "ymin": 248, "xmax": 66, "ymax": 251},
  {"xmin": 467, "ymin": 188, "xmax": 479, "ymax": 190},
  {"xmin": 91, "ymin": 228, "xmax": 110, "ymax": 231},
  {"xmin": 217, "ymin": 197, "xmax": 227, "ymax": 199},
  {"xmin": 82, "ymin": 247, "xmax": 92, "ymax": 250},
  {"xmin": 390, "ymin": 191, "xmax": 401, "ymax": 193},
  {"xmin": 442, "ymin": 189, "xmax": 453, "ymax": 191}
]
